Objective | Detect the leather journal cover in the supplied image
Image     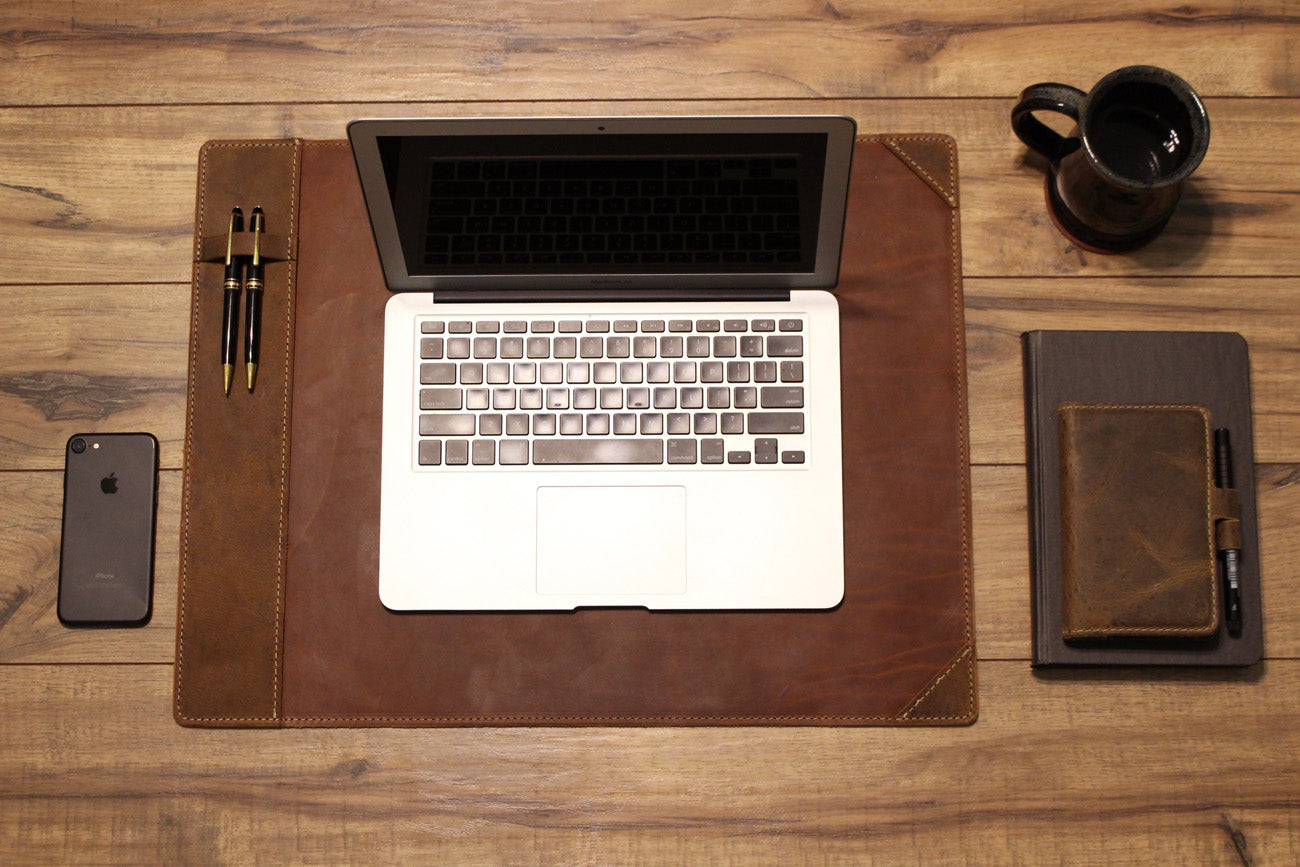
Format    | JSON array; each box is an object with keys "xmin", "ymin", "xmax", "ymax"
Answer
[
  {"xmin": 1024, "ymin": 331, "xmax": 1263, "ymax": 666},
  {"xmin": 1058, "ymin": 404, "xmax": 1226, "ymax": 640},
  {"xmin": 176, "ymin": 134, "xmax": 977, "ymax": 726}
]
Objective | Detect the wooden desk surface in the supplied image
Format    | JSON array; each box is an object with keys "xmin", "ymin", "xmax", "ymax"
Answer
[{"xmin": 2, "ymin": 4, "xmax": 1297, "ymax": 863}]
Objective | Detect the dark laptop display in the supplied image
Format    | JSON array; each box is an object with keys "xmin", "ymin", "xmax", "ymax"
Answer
[
  {"xmin": 378, "ymin": 133, "xmax": 830, "ymax": 279},
  {"xmin": 350, "ymin": 116, "xmax": 854, "ymax": 295}
]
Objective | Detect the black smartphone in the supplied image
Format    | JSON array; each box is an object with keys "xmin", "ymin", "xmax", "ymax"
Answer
[{"xmin": 58, "ymin": 432, "xmax": 159, "ymax": 627}]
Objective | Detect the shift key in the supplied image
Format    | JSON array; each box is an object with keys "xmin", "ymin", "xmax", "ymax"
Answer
[
  {"xmin": 419, "ymin": 413, "xmax": 477, "ymax": 436},
  {"xmin": 748, "ymin": 412, "xmax": 805, "ymax": 434}
]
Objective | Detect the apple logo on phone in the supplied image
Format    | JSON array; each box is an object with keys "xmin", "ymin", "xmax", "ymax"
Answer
[{"xmin": 100, "ymin": 473, "xmax": 118, "ymax": 495}]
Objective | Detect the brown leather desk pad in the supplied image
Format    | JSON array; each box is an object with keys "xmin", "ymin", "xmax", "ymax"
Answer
[{"xmin": 175, "ymin": 134, "xmax": 976, "ymax": 727}]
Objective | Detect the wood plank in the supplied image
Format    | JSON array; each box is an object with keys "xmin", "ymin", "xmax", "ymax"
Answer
[
  {"xmin": 965, "ymin": 277, "xmax": 1300, "ymax": 465},
  {"xmin": 0, "ymin": 285, "xmax": 190, "ymax": 472},
  {"xmin": 1, "ymin": 99, "xmax": 1298, "ymax": 287},
  {"xmin": 5, "ymin": 465, "xmax": 1296, "ymax": 665},
  {"xmin": 2, "ymin": 2, "xmax": 1296, "ymax": 105},
  {"xmin": 1, "ymin": 661, "xmax": 1296, "ymax": 863}
]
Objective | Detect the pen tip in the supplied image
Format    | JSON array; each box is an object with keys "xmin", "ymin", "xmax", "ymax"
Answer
[
  {"xmin": 223, "ymin": 364, "xmax": 234, "ymax": 395},
  {"xmin": 247, "ymin": 362, "xmax": 258, "ymax": 392}
]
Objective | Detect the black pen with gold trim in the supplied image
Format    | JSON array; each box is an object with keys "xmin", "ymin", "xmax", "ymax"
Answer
[
  {"xmin": 221, "ymin": 206, "xmax": 244, "ymax": 396},
  {"xmin": 244, "ymin": 206, "xmax": 265, "ymax": 392}
]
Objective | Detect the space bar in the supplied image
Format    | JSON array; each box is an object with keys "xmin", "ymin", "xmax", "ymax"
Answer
[{"xmin": 532, "ymin": 440, "xmax": 664, "ymax": 465}]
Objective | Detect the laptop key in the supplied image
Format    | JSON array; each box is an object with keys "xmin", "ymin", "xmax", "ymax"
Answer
[
  {"xmin": 667, "ymin": 439, "xmax": 697, "ymax": 464},
  {"xmin": 760, "ymin": 386, "xmax": 804, "ymax": 408},
  {"xmin": 419, "ymin": 388, "xmax": 463, "ymax": 410},
  {"xmin": 445, "ymin": 439, "xmax": 470, "ymax": 465},
  {"xmin": 534, "ymin": 439, "xmax": 664, "ymax": 464},
  {"xmin": 748, "ymin": 412, "xmax": 805, "ymax": 434},
  {"xmin": 421, "ymin": 363, "xmax": 457, "ymax": 384},
  {"xmin": 700, "ymin": 438, "xmax": 725, "ymax": 464},
  {"xmin": 766, "ymin": 335, "xmax": 803, "ymax": 357},
  {"xmin": 499, "ymin": 440, "xmax": 529, "ymax": 464},
  {"xmin": 418, "ymin": 439, "xmax": 442, "ymax": 466},
  {"xmin": 420, "ymin": 413, "xmax": 476, "ymax": 436},
  {"xmin": 526, "ymin": 337, "xmax": 551, "ymax": 358}
]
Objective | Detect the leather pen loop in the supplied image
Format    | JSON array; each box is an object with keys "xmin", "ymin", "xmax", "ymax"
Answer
[{"xmin": 1011, "ymin": 83, "xmax": 1087, "ymax": 162}]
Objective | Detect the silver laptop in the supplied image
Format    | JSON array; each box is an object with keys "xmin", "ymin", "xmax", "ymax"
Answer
[{"xmin": 348, "ymin": 116, "xmax": 854, "ymax": 611}]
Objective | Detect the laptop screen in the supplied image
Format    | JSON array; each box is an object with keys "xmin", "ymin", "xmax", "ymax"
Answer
[{"xmin": 349, "ymin": 117, "xmax": 856, "ymax": 294}]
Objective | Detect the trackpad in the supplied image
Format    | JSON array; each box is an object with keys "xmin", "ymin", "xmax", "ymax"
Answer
[{"xmin": 536, "ymin": 486, "xmax": 687, "ymax": 598}]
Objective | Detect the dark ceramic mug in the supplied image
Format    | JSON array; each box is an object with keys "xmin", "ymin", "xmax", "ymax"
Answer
[{"xmin": 1012, "ymin": 65, "xmax": 1210, "ymax": 252}]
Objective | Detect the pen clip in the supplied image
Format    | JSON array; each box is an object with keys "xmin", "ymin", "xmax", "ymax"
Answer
[
  {"xmin": 249, "ymin": 206, "xmax": 265, "ymax": 268},
  {"xmin": 225, "ymin": 206, "xmax": 244, "ymax": 268}
]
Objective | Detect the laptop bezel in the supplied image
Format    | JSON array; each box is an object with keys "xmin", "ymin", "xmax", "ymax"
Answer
[{"xmin": 347, "ymin": 115, "xmax": 856, "ymax": 295}]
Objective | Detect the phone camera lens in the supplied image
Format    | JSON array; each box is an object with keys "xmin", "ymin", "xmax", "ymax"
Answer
[{"xmin": 70, "ymin": 438, "xmax": 87, "ymax": 454}]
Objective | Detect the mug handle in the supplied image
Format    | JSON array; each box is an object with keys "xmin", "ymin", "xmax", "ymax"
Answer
[{"xmin": 1011, "ymin": 83, "xmax": 1087, "ymax": 162}]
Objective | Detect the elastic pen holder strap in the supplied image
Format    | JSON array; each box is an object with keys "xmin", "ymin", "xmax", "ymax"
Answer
[{"xmin": 1212, "ymin": 487, "xmax": 1243, "ymax": 551}]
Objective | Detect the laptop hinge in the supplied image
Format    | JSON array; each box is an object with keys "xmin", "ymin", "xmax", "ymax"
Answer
[{"xmin": 429, "ymin": 288, "xmax": 793, "ymax": 304}]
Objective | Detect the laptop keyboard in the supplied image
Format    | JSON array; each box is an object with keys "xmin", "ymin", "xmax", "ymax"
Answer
[
  {"xmin": 422, "ymin": 157, "xmax": 804, "ymax": 269},
  {"xmin": 413, "ymin": 315, "xmax": 811, "ymax": 467}
]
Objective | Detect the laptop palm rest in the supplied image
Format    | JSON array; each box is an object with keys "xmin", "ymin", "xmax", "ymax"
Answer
[{"xmin": 536, "ymin": 486, "xmax": 688, "ymax": 599}]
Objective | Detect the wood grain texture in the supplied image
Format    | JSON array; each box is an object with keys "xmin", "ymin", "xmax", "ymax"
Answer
[
  {"xmin": 0, "ymin": 285, "xmax": 189, "ymax": 471},
  {"xmin": 2, "ymin": 99, "xmax": 1298, "ymax": 287},
  {"xmin": 3, "ymin": 2, "xmax": 1297, "ymax": 104},
  {"xmin": 3, "ymin": 662, "xmax": 1297, "ymax": 864},
  {"xmin": 965, "ymin": 277, "xmax": 1300, "ymax": 465},
  {"xmin": 3, "ymin": 2, "xmax": 1299, "ymax": 860}
]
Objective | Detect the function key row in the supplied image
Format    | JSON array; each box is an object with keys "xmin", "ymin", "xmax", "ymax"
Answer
[{"xmin": 420, "ymin": 318, "xmax": 804, "ymax": 335}]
